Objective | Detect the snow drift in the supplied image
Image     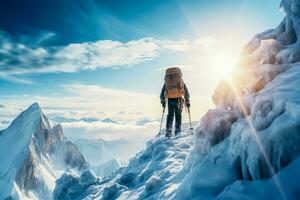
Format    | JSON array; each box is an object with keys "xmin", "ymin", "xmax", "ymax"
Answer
[{"xmin": 0, "ymin": 103, "xmax": 88, "ymax": 200}]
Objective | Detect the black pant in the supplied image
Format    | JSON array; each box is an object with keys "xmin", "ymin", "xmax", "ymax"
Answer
[{"xmin": 166, "ymin": 98, "xmax": 182, "ymax": 133}]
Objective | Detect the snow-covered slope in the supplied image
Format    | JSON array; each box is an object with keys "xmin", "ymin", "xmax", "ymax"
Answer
[
  {"xmin": 53, "ymin": 1, "xmax": 300, "ymax": 199},
  {"xmin": 53, "ymin": 131, "xmax": 194, "ymax": 200},
  {"xmin": 0, "ymin": 103, "xmax": 88, "ymax": 200}
]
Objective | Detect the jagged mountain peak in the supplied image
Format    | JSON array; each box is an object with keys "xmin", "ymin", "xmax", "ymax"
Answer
[
  {"xmin": 52, "ymin": 124, "xmax": 65, "ymax": 141},
  {"xmin": 0, "ymin": 103, "xmax": 88, "ymax": 200},
  {"xmin": 27, "ymin": 102, "xmax": 41, "ymax": 111},
  {"xmin": 7, "ymin": 103, "xmax": 43, "ymax": 131},
  {"xmin": 18, "ymin": 103, "xmax": 42, "ymax": 120}
]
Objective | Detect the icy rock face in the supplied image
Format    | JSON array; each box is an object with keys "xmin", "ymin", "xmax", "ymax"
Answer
[
  {"xmin": 195, "ymin": 108, "xmax": 238, "ymax": 150},
  {"xmin": 0, "ymin": 103, "xmax": 88, "ymax": 200},
  {"xmin": 278, "ymin": 0, "xmax": 300, "ymax": 62},
  {"xmin": 229, "ymin": 65, "xmax": 300, "ymax": 180},
  {"xmin": 177, "ymin": 0, "xmax": 300, "ymax": 196},
  {"xmin": 205, "ymin": 0, "xmax": 300, "ymax": 182}
]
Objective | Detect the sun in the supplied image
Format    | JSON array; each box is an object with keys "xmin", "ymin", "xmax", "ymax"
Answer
[
  {"xmin": 189, "ymin": 38, "xmax": 242, "ymax": 83},
  {"xmin": 211, "ymin": 51, "xmax": 238, "ymax": 81},
  {"xmin": 180, "ymin": 37, "xmax": 243, "ymax": 99}
]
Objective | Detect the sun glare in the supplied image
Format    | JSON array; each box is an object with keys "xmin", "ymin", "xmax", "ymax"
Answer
[
  {"xmin": 183, "ymin": 39, "xmax": 242, "ymax": 96},
  {"xmin": 211, "ymin": 51, "xmax": 239, "ymax": 81},
  {"xmin": 189, "ymin": 36, "xmax": 242, "ymax": 84}
]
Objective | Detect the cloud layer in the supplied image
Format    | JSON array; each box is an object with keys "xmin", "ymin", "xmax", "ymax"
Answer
[{"xmin": 0, "ymin": 83, "xmax": 212, "ymax": 142}]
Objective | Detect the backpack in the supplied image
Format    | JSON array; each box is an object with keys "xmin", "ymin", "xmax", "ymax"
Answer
[{"xmin": 164, "ymin": 67, "xmax": 185, "ymax": 98}]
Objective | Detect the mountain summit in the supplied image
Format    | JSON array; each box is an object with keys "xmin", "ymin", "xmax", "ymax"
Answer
[{"xmin": 0, "ymin": 103, "xmax": 88, "ymax": 200}]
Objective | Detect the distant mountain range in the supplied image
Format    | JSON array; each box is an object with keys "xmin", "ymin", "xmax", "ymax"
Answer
[{"xmin": 50, "ymin": 116, "xmax": 120, "ymax": 124}]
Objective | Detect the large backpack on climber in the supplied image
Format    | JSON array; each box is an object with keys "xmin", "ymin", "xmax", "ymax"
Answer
[{"xmin": 164, "ymin": 67, "xmax": 185, "ymax": 98}]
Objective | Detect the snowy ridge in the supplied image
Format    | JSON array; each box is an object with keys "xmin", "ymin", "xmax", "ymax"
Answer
[
  {"xmin": 0, "ymin": 103, "xmax": 88, "ymax": 200},
  {"xmin": 54, "ymin": 0, "xmax": 300, "ymax": 199},
  {"xmin": 0, "ymin": 103, "xmax": 42, "ymax": 200},
  {"xmin": 53, "ymin": 131, "xmax": 194, "ymax": 200}
]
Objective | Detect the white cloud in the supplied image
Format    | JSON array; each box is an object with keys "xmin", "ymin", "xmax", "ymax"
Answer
[
  {"xmin": 0, "ymin": 73, "xmax": 34, "ymax": 84},
  {"xmin": 61, "ymin": 120, "xmax": 158, "ymax": 142},
  {"xmin": 0, "ymin": 83, "xmax": 160, "ymax": 129},
  {"xmin": 0, "ymin": 84, "xmax": 160, "ymax": 142},
  {"xmin": 61, "ymin": 83, "xmax": 158, "ymax": 112},
  {"xmin": 0, "ymin": 35, "xmax": 217, "ymax": 83}
]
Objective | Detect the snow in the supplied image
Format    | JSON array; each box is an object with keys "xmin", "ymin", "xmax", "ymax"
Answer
[
  {"xmin": 102, "ymin": 183, "xmax": 126, "ymax": 200},
  {"xmin": 0, "ymin": 103, "xmax": 42, "ymax": 200},
  {"xmin": 218, "ymin": 156, "xmax": 300, "ymax": 200},
  {"xmin": 229, "ymin": 64, "xmax": 300, "ymax": 180},
  {"xmin": 53, "ymin": 173, "xmax": 80, "ymax": 200},
  {"xmin": 53, "ymin": 1, "xmax": 300, "ymax": 199},
  {"xmin": 54, "ymin": 131, "xmax": 194, "ymax": 199},
  {"xmin": 53, "ymin": 170, "xmax": 99, "ymax": 200},
  {"xmin": 2, "ymin": 0, "xmax": 300, "ymax": 199},
  {"xmin": 143, "ymin": 176, "xmax": 162, "ymax": 198}
]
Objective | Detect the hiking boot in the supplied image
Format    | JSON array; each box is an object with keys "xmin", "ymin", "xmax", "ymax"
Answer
[
  {"xmin": 165, "ymin": 129, "xmax": 172, "ymax": 137},
  {"xmin": 175, "ymin": 128, "xmax": 181, "ymax": 136}
]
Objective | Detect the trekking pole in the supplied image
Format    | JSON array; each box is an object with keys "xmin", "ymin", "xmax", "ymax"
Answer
[
  {"xmin": 187, "ymin": 107, "xmax": 193, "ymax": 132},
  {"xmin": 157, "ymin": 107, "xmax": 165, "ymax": 137}
]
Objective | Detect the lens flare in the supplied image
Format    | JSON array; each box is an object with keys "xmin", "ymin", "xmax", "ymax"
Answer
[{"xmin": 227, "ymin": 79, "xmax": 287, "ymax": 200}]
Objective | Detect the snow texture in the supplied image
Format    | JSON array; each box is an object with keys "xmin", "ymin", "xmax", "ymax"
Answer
[
  {"xmin": 53, "ymin": 170, "xmax": 98, "ymax": 200},
  {"xmin": 54, "ymin": 131, "xmax": 194, "ymax": 200}
]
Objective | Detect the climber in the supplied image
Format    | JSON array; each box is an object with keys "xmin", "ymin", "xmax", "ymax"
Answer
[{"xmin": 160, "ymin": 67, "xmax": 190, "ymax": 137}]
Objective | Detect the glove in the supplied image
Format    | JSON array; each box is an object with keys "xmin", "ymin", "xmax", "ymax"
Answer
[
  {"xmin": 186, "ymin": 102, "xmax": 191, "ymax": 108},
  {"xmin": 161, "ymin": 101, "xmax": 166, "ymax": 108}
]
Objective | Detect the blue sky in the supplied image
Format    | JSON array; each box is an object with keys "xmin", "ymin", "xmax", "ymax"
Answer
[
  {"xmin": 0, "ymin": 0, "xmax": 284, "ymax": 139},
  {"xmin": 0, "ymin": 0, "xmax": 282, "ymax": 94}
]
